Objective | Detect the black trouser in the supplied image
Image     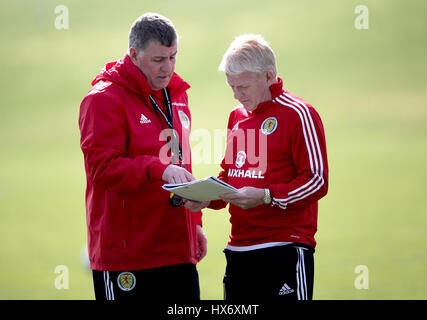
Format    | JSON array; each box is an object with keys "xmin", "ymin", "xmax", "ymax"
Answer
[
  {"xmin": 92, "ymin": 263, "xmax": 200, "ymax": 301},
  {"xmin": 223, "ymin": 244, "xmax": 314, "ymax": 301}
]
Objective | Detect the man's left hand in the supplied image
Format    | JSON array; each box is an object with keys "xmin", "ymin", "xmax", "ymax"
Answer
[
  {"xmin": 196, "ymin": 225, "xmax": 207, "ymax": 262},
  {"xmin": 219, "ymin": 186, "xmax": 265, "ymax": 210}
]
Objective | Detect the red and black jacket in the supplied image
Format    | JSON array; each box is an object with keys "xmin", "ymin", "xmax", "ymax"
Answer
[{"xmin": 79, "ymin": 54, "xmax": 201, "ymax": 271}]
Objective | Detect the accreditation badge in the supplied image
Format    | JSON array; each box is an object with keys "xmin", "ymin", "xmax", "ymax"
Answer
[{"xmin": 261, "ymin": 117, "xmax": 278, "ymax": 135}]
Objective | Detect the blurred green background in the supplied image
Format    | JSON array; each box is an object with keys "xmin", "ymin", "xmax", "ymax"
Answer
[{"xmin": 0, "ymin": 0, "xmax": 426, "ymax": 300}]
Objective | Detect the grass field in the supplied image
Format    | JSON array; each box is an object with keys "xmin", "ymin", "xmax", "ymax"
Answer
[{"xmin": 0, "ymin": 0, "xmax": 426, "ymax": 300}]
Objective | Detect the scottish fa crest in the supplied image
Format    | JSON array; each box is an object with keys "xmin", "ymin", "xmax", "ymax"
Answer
[
  {"xmin": 117, "ymin": 272, "xmax": 136, "ymax": 291},
  {"xmin": 261, "ymin": 117, "xmax": 278, "ymax": 135}
]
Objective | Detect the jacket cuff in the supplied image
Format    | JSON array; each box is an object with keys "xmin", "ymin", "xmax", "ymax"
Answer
[
  {"xmin": 208, "ymin": 199, "xmax": 227, "ymax": 210},
  {"xmin": 194, "ymin": 211, "xmax": 203, "ymax": 226},
  {"xmin": 148, "ymin": 160, "xmax": 169, "ymax": 183}
]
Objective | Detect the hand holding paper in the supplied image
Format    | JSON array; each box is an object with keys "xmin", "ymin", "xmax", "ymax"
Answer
[
  {"xmin": 219, "ymin": 186, "xmax": 265, "ymax": 210},
  {"xmin": 162, "ymin": 164, "xmax": 195, "ymax": 184},
  {"xmin": 183, "ymin": 199, "xmax": 210, "ymax": 212},
  {"xmin": 162, "ymin": 176, "xmax": 237, "ymax": 202}
]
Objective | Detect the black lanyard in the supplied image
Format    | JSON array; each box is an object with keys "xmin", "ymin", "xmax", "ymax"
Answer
[
  {"xmin": 149, "ymin": 88, "xmax": 174, "ymax": 129},
  {"xmin": 149, "ymin": 88, "xmax": 183, "ymax": 166}
]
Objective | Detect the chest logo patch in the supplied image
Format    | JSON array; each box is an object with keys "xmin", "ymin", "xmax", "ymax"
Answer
[
  {"xmin": 235, "ymin": 150, "xmax": 247, "ymax": 169},
  {"xmin": 117, "ymin": 272, "xmax": 136, "ymax": 291},
  {"xmin": 178, "ymin": 110, "xmax": 190, "ymax": 129},
  {"xmin": 261, "ymin": 117, "xmax": 278, "ymax": 135},
  {"xmin": 140, "ymin": 113, "xmax": 151, "ymax": 124}
]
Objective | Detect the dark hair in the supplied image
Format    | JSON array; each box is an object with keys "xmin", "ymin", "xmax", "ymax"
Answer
[{"xmin": 129, "ymin": 13, "xmax": 178, "ymax": 50}]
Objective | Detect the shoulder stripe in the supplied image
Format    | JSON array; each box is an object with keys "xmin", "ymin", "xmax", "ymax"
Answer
[
  {"xmin": 275, "ymin": 93, "xmax": 323, "ymax": 204},
  {"xmin": 277, "ymin": 95, "xmax": 315, "ymax": 173},
  {"xmin": 273, "ymin": 93, "xmax": 324, "ymax": 207}
]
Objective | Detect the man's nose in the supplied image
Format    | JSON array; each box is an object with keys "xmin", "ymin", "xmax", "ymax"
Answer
[
  {"xmin": 233, "ymin": 89, "xmax": 243, "ymax": 101},
  {"xmin": 161, "ymin": 59, "xmax": 174, "ymax": 73}
]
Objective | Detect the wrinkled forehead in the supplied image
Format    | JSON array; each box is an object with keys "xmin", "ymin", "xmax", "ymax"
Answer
[
  {"xmin": 139, "ymin": 40, "xmax": 178, "ymax": 57},
  {"xmin": 226, "ymin": 71, "xmax": 261, "ymax": 86}
]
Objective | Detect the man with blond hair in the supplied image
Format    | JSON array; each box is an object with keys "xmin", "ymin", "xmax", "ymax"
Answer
[{"xmin": 186, "ymin": 34, "xmax": 329, "ymax": 300}]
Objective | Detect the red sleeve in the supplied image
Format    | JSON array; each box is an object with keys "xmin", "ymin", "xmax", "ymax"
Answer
[
  {"xmin": 191, "ymin": 211, "xmax": 203, "ymax": 226},
  {"xmin": 79, "ymin": 92, "xmax": 168, "ymax": 192},
  {"xmin": 208, "ymin": 110, "xmax": 237, "ymax": 211},
  {"xmin": 269, "ymin": 106, "xmax": 328, "ymax": 210}
]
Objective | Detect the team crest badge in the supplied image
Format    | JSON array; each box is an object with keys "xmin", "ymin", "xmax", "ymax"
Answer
[
  {"xmin": 117, "ymin": 272, "xmax": 136, "ymax": 291},
  {"xmin": 235, "ymin": 151, "xmax": 247, "ymax": 169},
  {"xmin": 261, "ymin": 117, "xmax": 278, "ymax": 135},
  {"xmin": 178, "ymin": 110, "xmax": 190, "ymax": 129}
]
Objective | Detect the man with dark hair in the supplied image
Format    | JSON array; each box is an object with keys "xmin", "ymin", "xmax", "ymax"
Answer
[{"xmin": 79, "ymin": 13, "xmax": 206, "ymax": 301}]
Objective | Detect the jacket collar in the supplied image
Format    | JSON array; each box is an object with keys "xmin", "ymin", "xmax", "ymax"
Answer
[
  {"xmin": 92, "ymin": 53, "xmax": 190, "ymax": 100},
  {"xmin": 251, "ymin": 77, "xmax": 284, "ymax": 114}
]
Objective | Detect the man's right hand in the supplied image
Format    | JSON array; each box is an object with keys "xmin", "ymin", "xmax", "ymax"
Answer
[
  {"xmin": 162, "ymin": 164, "xmax": 195, "ymax": 184},
  {"xmin": 184, "ymin": 200, "xmax": 210, "ymax": 212}
]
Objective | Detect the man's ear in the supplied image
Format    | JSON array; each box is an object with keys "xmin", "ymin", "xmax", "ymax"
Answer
[
  {"xmin": 265, "ymin": 70, "xmax": 276, "ymax": 85},
  {"xmin": 128, "ymin": 47, "xmax": 139, "ymax": 63}
]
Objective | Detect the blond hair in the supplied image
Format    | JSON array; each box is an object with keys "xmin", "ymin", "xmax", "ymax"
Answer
[{"xmin": 218, "ymin": 34, "xmax": 277, "ymax": 76}]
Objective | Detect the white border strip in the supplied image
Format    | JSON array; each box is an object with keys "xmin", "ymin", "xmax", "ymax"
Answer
[
  {"xmin": 225, "ymin": 241, "xmax": 293, "ymax": 252},
  {"xmin": 273, "ymin": 93, "xmax": 324, "ymax": 207}
]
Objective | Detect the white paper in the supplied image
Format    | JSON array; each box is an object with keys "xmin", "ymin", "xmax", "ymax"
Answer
[{"xmin": 162, "ymin": 176, "xmax": 237, "ymax": 201}]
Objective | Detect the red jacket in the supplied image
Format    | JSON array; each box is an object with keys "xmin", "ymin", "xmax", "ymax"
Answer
[
  {"xmin": 210, "ymin": 78, "xmax": 328, "ymax": 249},
  {"xmin": 79, "ymin": 54, "xmax": 201, "ymax": 271}
]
